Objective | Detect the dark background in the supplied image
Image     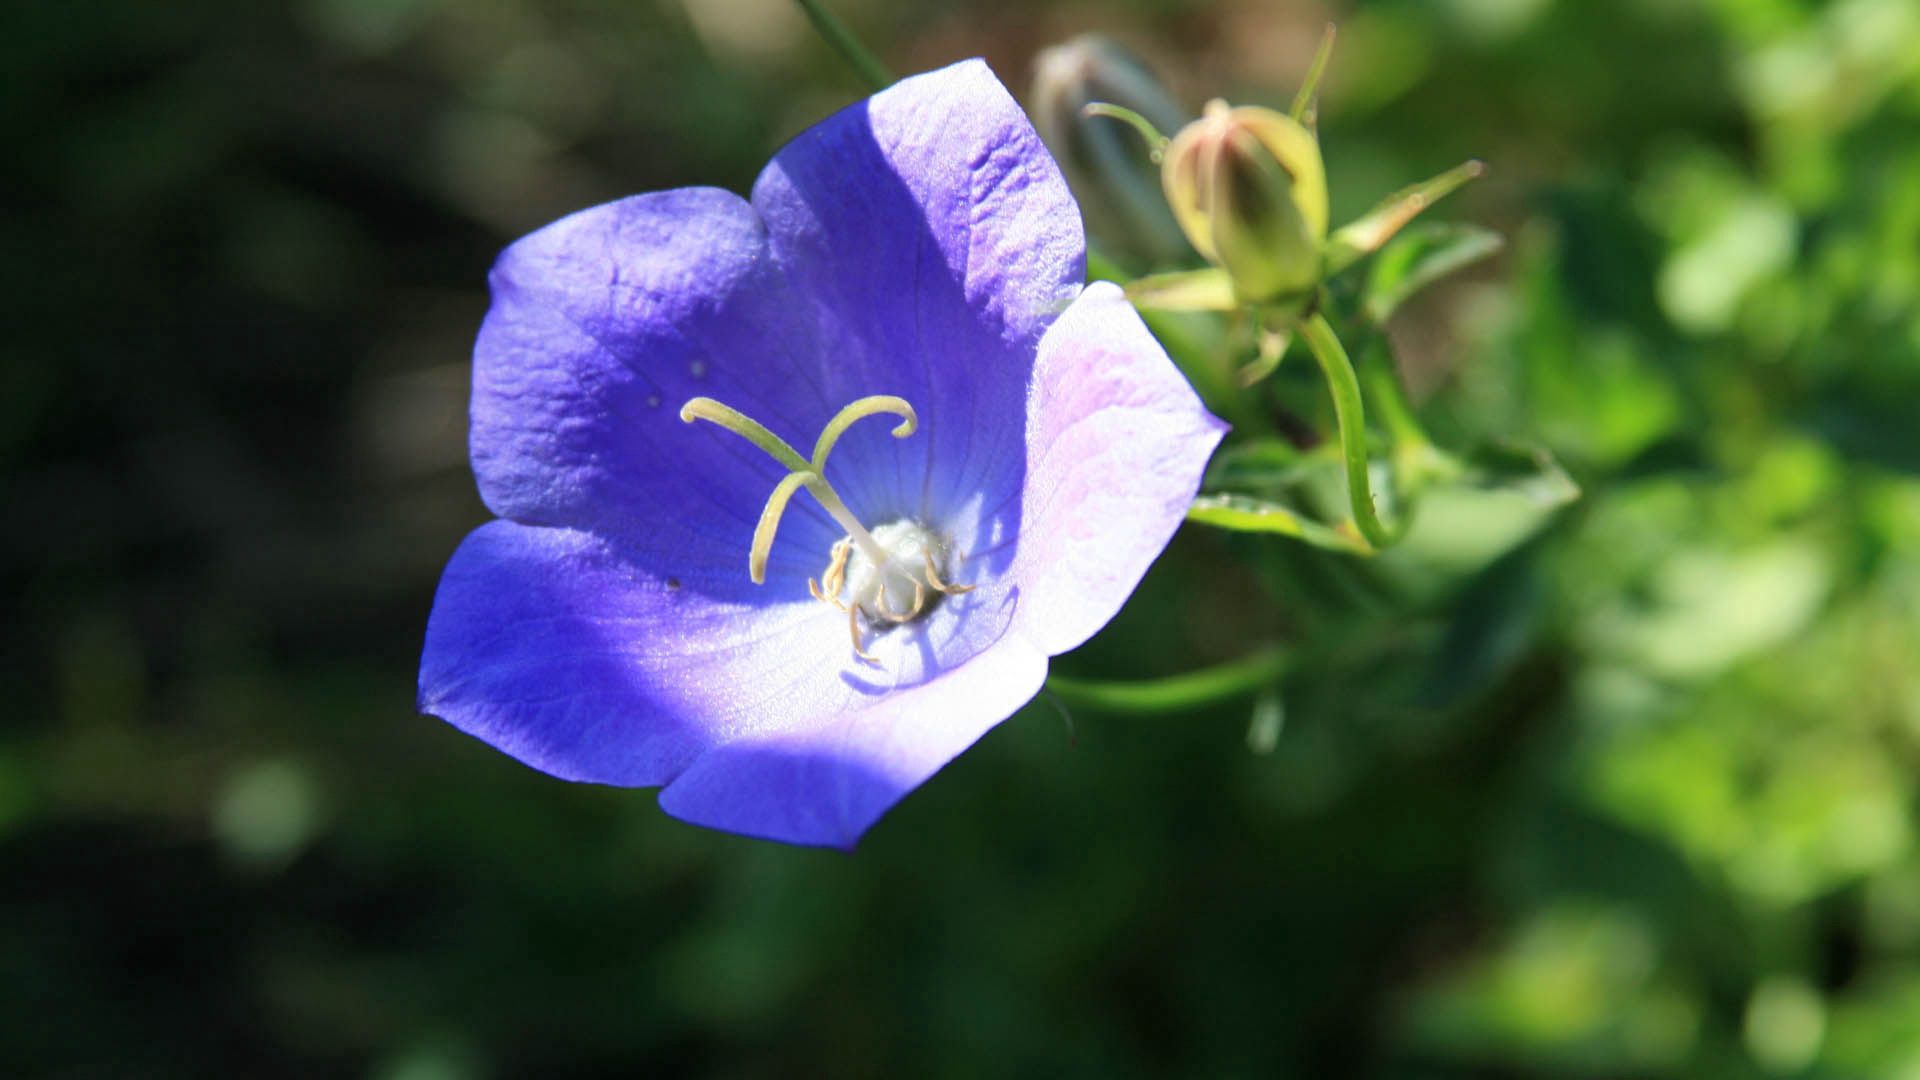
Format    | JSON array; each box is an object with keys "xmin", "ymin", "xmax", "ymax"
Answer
[{"xmin": 6, "ymin": 0, "xmax": 1920, "ymax": 1075}]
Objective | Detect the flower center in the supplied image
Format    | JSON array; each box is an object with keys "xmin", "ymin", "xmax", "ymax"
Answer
[
  {"xmin": 846, "ymin": 520, "xmax": 950, "ymax": 623},
  {"xmin": 681, "ymin": 394, "xmax": 974, "ymax": 664}
]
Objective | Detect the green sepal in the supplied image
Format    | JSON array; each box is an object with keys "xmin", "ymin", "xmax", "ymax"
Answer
[
  {"xmin": 1124, "ymin": 267, "xmax": 1239, "ymax": 311},
  {"xmin": 1324, "ymin": 159, "xmax": 1488, "ymax": 277},
  {"xmin": 1235, "ymin": 320, "xmax": 1294, "ymax": 387}
]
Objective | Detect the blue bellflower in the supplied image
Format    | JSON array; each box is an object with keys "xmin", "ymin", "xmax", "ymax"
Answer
[{"xmin": 419, "ymin": 61, "xmax": 1225, "ymax": 848}]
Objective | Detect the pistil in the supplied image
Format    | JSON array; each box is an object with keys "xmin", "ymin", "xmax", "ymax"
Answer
[
  {"xmin": 681, "ymin": 395, "xmax": 913, "ymax": 581},
  {"xmin": 682, "ymin": 393, "xmax": 974, "ymax": 662}
]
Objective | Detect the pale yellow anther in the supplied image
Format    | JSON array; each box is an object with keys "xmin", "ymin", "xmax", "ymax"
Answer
[
  {"xmin": 808, "ymin": 539, "xmax": 853, "ymax": 612},
  {"xmin": 823, "ymin": 538, "xmax": 850, "ymax": 599}
]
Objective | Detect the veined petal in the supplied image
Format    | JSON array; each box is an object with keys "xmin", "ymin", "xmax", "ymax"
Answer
[
  {"xmin": 751, "ymin": 59, "xmax": 1084, "ymax": 557},
  {"xmin": 1008, "ymin": 282, "xmax": 1227, "ymax": 654},
  {"xmin": 419, "ymin": 521, "xmax": 842, "ymax": 786},
  {"xmin": 471, "ymin": 186, "xmax": 844, "ymax": 584},
  {"xmin": 658, "ymin": 631, "xmax": 1047, "ymax": 849},
  {"xmin": 420, "ymin": 520, "xmax": 1027, "ymax": 829},
  {"xmin": 423, "ymin": 63, "xmax": 1211, "ymax": 850}
]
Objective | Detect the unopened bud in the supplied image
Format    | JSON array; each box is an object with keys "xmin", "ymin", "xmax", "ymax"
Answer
[
  {"xmin": 1032, "ymin": 35, "xmax": 1190, "ymax": 267},
  {"xmin": 1161, "ymin": 101, "xmax": 1328, "ymax": 302}
]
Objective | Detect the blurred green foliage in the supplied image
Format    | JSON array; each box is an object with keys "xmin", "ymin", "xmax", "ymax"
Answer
[{"xmin": 4, "ymin": 0, "xmax": 1920, "ymax": 1076}]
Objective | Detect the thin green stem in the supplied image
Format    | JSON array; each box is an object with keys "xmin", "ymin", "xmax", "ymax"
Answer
[
  {"xmin": 1046, "ymin": 646, "xmax": 1291, "ymax": 714},
  {"xmin": 1299, "ymin": 312, "xmax": 1399, "ymax": 549},
  {"xmin": 1082, "ymin": 103, "xmax": 1171, "ymax": 160},
  {"xmin": 793, "ymin": 0, "xmax": 892, "ymax": 91},
  {"xmin": 1289, "ymin": 24, "xmax": 1337, "ymax": 123}
]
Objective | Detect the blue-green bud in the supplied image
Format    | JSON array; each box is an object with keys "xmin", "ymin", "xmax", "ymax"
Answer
[{"xmin": 1031, "ymin": 35, "xmax": 1191, "ymax": 267}]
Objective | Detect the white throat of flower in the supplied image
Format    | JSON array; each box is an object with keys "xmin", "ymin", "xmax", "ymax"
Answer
[{"xmin": 681, "ymin": 394, "xmax": 974, "ymax": 663}]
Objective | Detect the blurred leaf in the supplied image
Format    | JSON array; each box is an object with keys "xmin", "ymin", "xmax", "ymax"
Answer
[
  {"xmin": 1585, "ymin": 539, "xmax": 1831, "ymax": 681},
  {"xmin": 1246, "ymin": 688, "xmax": 1286, "ymax": 754},
  {"xmin": 1401, "ymin": 904, "xmax": 1700, "ymax": 1073},
  {"xmin": 1364, "ymin": 222, "xmax": 1504, "ymax": 323},
  {"xmin": 1459, "ymin": 440, "xmax": 1582, "ymax": 509},
  {"xmin": 1202, "ymin": 438, "xmax": 1327, "ymax": 493},
  {"xmin": 1386, "ymin": 443, "xmax": 1578, "ymax": 582},
  {"xmin": 1805, "ymin": 381, "xmax": 1920, "ymax": 474},
  {"xmin": 1422, "ymin": 536, "xmax": 1545, "ymax": 708}
]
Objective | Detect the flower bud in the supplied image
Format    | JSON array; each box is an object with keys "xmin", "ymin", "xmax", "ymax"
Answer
[
  {"xmin": 1031, "ymin": 35, "xmax": 1191, "ymax": 267},
  {"xmin": 1162, "ymin": 101, "xmax": 1328, "ymax": 302}
]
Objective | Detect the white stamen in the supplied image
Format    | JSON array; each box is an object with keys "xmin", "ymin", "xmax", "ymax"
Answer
[{"xmin": 842, "ymin": 520, "xmax": 948, "ymax": 625}]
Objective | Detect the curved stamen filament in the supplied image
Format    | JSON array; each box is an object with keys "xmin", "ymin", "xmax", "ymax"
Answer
[
  {"xmin": 848, "ymin": 604, "xmax": 877, "ymax": 663},
  {"xmin": 876, "ymin": 575, "xmax": 926, "ymax": 623},
  {"xmin": 923, "ymin": 550, "xmax": 974, "ymax": 596},
  {"xmin": 681, "ymin": 394, "xmax": 920, "ymax": 585},
  {"xmin": 809, "ymin": 539, "xmax": 852, "ymax": 610}
]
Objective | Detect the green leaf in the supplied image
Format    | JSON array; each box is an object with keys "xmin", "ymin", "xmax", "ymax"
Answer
[
  {"xmin": 1383, "ymin": 442, "xmax": 1578, "ymax": 582},
  {"xmin": 1187, "ymin": 493, "xmax": 1375, "ymax": 555},
  {"xmin": 1202, "ymin": 439, "xmax": 1324, "ymax": 493},
  {"xmin": 1363, "ymin": 223, "xmax": 1504, "ymax": 324},
  {"xmin": 1459, "ymin": 440, "xmax": 1581, "ymax": 509}
]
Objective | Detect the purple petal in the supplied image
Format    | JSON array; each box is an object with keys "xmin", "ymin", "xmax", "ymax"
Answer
[
  {"xmin": 424, "ymin": 63, "xmax": 1220, "ymax": 849},
  {"xmin": 1007, "ymin": 282, "xmax": 1228, "ymax": 654},
  {"xmin": 470, "ymin": 186, "xmax": 846, "ymax": 589},
  {"xmin": 751, "ymin": 59, "xmax": 1085, "ymax": 552},
  {"xmin": 420, "ymin": 521, "xmax": 840, "ymax": 786},
  {"xmin": 658, "ymin": 632, "xmax": 1048, "ymax": 849},
  {"xmin": 420, "ymin": 520, "xmax": 1029, "ymax": 827}
]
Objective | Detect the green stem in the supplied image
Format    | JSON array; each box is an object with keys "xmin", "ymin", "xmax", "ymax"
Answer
[
  {"xmin": 1299, "ymin": 312, "xmax": 1400, "ymax": 549},
  {"xmin": 1046, "ymin": 646, "xmax": 1291, "ymax": 714},
  {"xmin": 1289, "ymin": 23, "xmax": 1337, "ymax": 123},
  {"xmin": 1082, "ymin": 103, "xmax": 1171, "ymax": 160},
  {"xmin": 793, "ymin": 0, "xmax": 892, "ymax": 91}
]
